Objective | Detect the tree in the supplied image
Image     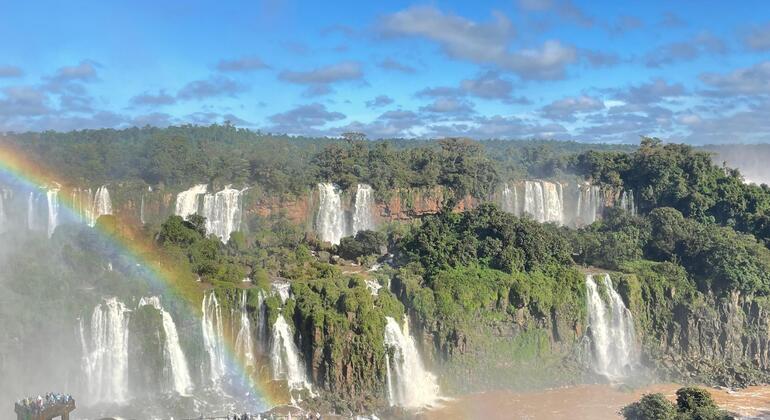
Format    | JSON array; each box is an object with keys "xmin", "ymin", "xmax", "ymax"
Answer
[{"xmin": 621, "ymin": 393, "xmax": 676, "ymax": 420}]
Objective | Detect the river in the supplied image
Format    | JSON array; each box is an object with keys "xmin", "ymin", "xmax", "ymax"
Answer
[{"xmin": 420, "ymin": 383, "xmax": 770, "ymax": 419}]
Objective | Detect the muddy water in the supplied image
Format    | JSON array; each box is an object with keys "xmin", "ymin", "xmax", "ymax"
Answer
[{"xmin": 420, "ymin": 384, "xmax": 770, "ymax": 419}]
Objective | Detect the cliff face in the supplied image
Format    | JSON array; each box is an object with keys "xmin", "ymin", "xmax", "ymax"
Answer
[{"xmin": 653, "ymin": 292, "xmax": 770, "ymax": 386}]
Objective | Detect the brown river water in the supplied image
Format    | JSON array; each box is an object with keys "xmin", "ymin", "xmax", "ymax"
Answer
[{"xmin": 419, "ymin": 383, "xmax": 770, "ymax": 419}]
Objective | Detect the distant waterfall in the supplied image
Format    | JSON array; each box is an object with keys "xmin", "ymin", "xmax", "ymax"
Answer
[
  {"xmin": 316, "ymin": 183, "xmax": 347, "ymax": 245},
  {"xmin": 269, "ymin": 314, "xmax": 311, "ymax": 391},
  {"xmin": 501, "ymin": 183, "xmax": 518, "ymax": 214},
  {"xmin": 175, "ymin": 184, "xmax": 243, "ymax": 242},
  {"xmin": 0, "ymin": 188, "xmax": 10, "ymax": 232},
  {"xmin": 576, "ymin": 184, "xmax": 603, "ymax": 226},
  {"xmin": 71, "ymin": 187, "xmax": 93, "ymax": 224},
  {"xmin": 585, "ymin": 274, "xmax": 638, "ymax": 380},
  {"xmin": 383, "ymin": 316, "xmax": 440, "ymax": 408},
  {"xmin": 27, "ymin": 192, "xmax": 39, "ymax": 231},
  {"xmin": 175, "ymin": 184, "xmax": 208, "ymax": 219},
  {"xmin": 202, "ymin": 291, "xmax": 227, "ymax": 387},
  {"xmin": 90, "ymin": 185, "xmax": 113, "ymax": 226},
  {"xmin": 202, "ymin": 186, "xmax": 243, "ymax": 243},
  {"xmin": 522, "ymin": 181, "xmax": 563, "ymax": 224},
  {"xmin": 140, "ymin": 194, "xmax": 146, "ymax": 224},
  {"xmin": 352, "ymin": 184, "xmax": 376, "ymax": 233},
  {"xmin": 620, "ymin": 189, "xmax": 636, "ymax": 215},
  {"xmin": 139, "ymin": 296, "xmax": 193, "ymax": 395},
  {"xmin": 272, "ymin": 282, "xmax": 291, "ymax": 304},
  {"xmin": 234, "ymin": 290, "xmax": 256, "ymax": 368},
  {"xmin": 46, "ymin": 187, "xmax": 60, "ymax": 237},
  {"xmin": 82, "ymin": 297, "xmax": 130, "ymax": 403}
]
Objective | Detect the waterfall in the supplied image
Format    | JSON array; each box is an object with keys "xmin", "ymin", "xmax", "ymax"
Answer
[
  {"xmin": 272, "ymin": 282, "xmax": 291, "ymax": 304},
  {"xmin": 501, "ymin": 183, "xmax": 519, "ymax": 215},
  {"xmin": 585, "ymin": 274, "xmax": 638, "ymax": 380},
  {"xmin": 620, "ymin": 189, "xmax": 636, "ymax": 215},
  {"xmin": 522, "ymin": 181, "xmax": 564, "ymax": 224},
  {"xmin": 27, "ymin": 192, "xmax": 38, "ymax": 231},
  {"xmin": 139, "ymin": 296, "xmax": 193, "ymax": 395},
  {"xmin": 269, "ymin": 314, "xmax": 310, "ymax": 391},
  {"xmin": 202, "ymin": 186, "xmax": 243, "ymax": 243},
  {"xmin": 383, "ymin": 316, "xmax": 440, "ymax": 408},
  {"xmin": 140, "ymin": 194, "xmax": 146, "ymax": 224},
  {"xmin": 46, "ymin": 186, "xmax": 60, "ymax": 237},
  {"xmin": 202, "ymin": 291, "xmax": 227, "ymax": 387},
  {"xmin": 0, "ymin": 188, "xmax": 10, "ymax": 232},
  {"xmin": 82, "ymin": 297, "xmax": 130, "ymax": 403},
  {"xmin": 176, "ymin": 184, "xmax": 243, "ymax": 243},
  {"xmin": 315, "ymin": 183, "xmax": 347, "ymax": 245},
  {"xmin": 234, "ymin": 290, "xmax": 256, "ymax": 368},
  {"xmin": 90, "ymin": 185, "xmax": 113, "ymax": 226},
  {"xmin": 71, "ymin": 187, "xmax": 93, "ymax": 224},
  {"xmin": 576, "ymin": 184, "xmax": 603, "ymax": 226},
  {"xmin": 352, "ymin": 184, "xmax": 376, "ymax": 233},
  {"xmin": 175, "ymin": 184, "xmax": 208, "ymax": 219},
  {"xmin": 542, "ymin": 181, "xmax": 564, "ymax": 224}
]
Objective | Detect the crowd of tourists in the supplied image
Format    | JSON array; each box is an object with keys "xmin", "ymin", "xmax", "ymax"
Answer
[{"xmin": 15, "ymin": 393, "xmax": 73, "ymax": 414}]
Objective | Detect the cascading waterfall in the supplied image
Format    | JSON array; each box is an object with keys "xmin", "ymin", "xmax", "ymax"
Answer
[
  {"xmin": 175, "ymin": 184, "xmax": 208, "ymax": 219},
  {"xmin": 620, "ymin": 189, "xmax": 636, "ymax": 215},
  {"xmin": 202, "ymin": 186, "xmax": 243, "ymax": 243},
  {"xmin": 202, "ymin": 291, "xmax": 227, "ymax": 388},
  {"xmin": 139, "ymin": 296, "xmax": 193, "ymax": 395},
  {"xmin": 234, "ymin": 290, "xmax": 256, "ymax": 368},
  {"xmin": 576, "ymin": 184, "xmax": 603, "ymax": 226},
  {"xmin": 71, "ymin": 187, "xmax": 93, "ymax": 224},
  {"xmin": 90, "ymin": 185, "xmax": 113, "ymax": 226},
  {"xmin": 82, "ymin": 297, "xmax": 130, "ymax": 403},
  {"xmin": 269, "ymin": 314, "xmax": 311, "ymax": 391},
  {"xmin": 501, "ymin": 183, "xmax": 518, "ymax": 214},
  {"xmin": 383, "ymin": 316, "xmax": 440, "ymax": 408},
  {"xmin": 315, "ymin": 183, "xmax": 347, "ymax": 245},
  {"xmin": 585, "ymin": 274, "xmax": 638, "ymax": 380},
  {"xmin": 46, "ymin": 186, "xmax": 60, "ymax": 237},
  {"xmin": 175, "ymin": 184, "xmax": 243, "ymax": 243},
  {"xmin": 522, "ymin": 181, "xmax": 564, "ymax": 224},
  {"xmin": 352, "ymin": 183, "xmax": 376, "ymax": 233}
]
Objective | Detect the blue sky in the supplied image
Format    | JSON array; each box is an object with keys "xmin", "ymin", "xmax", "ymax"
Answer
[{"xmin": 1, "ymin": 0, "xmax": 770, "ymax": 143}]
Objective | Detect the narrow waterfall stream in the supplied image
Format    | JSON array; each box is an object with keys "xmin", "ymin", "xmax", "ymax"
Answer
[
  {"xmin": 201, "ymin": 291, "xmax": 227, "ymax": 388},
  {"xmin": 352, "ymin": 183, "xmax": 376, "ymax": 233}
]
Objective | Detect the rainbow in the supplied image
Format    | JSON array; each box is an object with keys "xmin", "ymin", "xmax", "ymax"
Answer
[{"xmin": 0, "ymin": 141, "xmax": 284, "ymax": 410}]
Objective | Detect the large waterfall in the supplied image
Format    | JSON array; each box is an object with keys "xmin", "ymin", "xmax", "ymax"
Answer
[
  {"xmin": 175, "ymin": 184, "xmax": 243, "ymax": 242},
  {"xmin": 201, "ymin": 291, "xmax": 227, "ymax": 387},
  {"xmin": 315, "ymin": 183, "xmax": 347, "ymax": 245},
  {"xmin": 352, "ymin": 183, "xmax": 376, "ymax": 233},
  {"xmin": 82, "ymin": 297, "xmax": 130, "ymax": 403},
  {"xmin": 46, "ymin": 186, "xmax": 60, "ymax": 237},
  {"xmin": 585, "ymin": 274, "xmax": 638, "ymax": 380},
  {"xmin": 522, "ymin": 180, "xmax": 563, "ymax": 224},
  {"xmin": 576, "ymin": 184, "xmax": 603, "ymax": 226},
  {"xmin": 139, "ymin": 296, "xmax": 193, "ymax": 395},
  {"xmin": 202, "ymin": 186, "xmax": 243, "ymax": 242},
  {"xmin": 269, "ymin": 314, "xmax": 311, "ymax": 391},
  {"xmin": 175, "ymin": 184, "xmax": 208, "ymax": 219},
  {"xmin": 234, "ymin": 290, "xmax": 256, "ymax": 368},
  {"xmin": 383, "ymin": 316, "xmax": 440, "ymax": 408}
]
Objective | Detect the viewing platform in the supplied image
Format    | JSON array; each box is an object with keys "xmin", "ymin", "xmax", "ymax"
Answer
[{"xmin": 14, "ymin": 394, "xmax": 75, "ymax": 420}]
